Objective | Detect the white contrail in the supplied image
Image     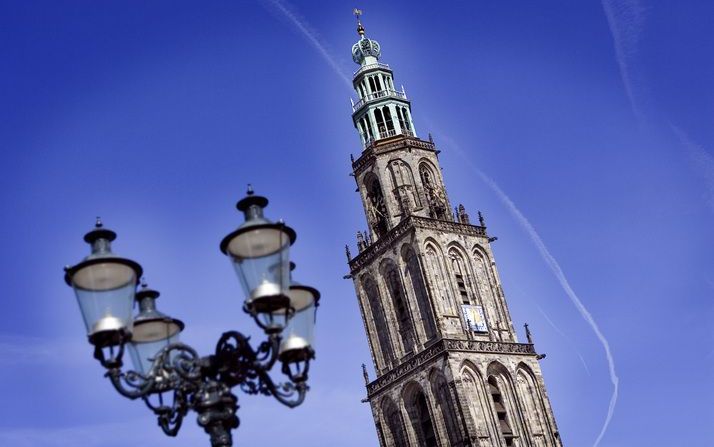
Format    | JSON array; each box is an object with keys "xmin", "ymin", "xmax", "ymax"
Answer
[
  {"xmin": 536, "ymin": 306, "xmax": 591, "ymax": 376},
  {"xmin": 439, "ymin": 136, "xmax": 618, "ymax": 447},
  {"xmin": 261, "ymin": 2, "xmax": 619, "ymax": 444},
  {"xmin": 601, "ymin": 0, "xmax": 646, "ymax": 122},
  {"xmin": 671, "ymin": 125, "xmax": 714, "ymax": 213},
  {"xmin": 261, "ymin": 0, "xmax": 353, "ymax": 90}
]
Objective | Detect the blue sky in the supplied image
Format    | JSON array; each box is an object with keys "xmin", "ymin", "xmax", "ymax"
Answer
[{"xmin": 1, "ymin": 1, "xmax": 713, "ymax": 446}]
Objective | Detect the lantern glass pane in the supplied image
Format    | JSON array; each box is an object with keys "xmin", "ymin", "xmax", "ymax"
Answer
[
  {"xmin": 228, "ymin": 229, "xmax": 290, "ymax": 298},
  {"xmin": 279, "ymin": 303, "xmax": 316, "ymax": 357},
  {"xmin": 286, "ymin": 286, "xmax": 315, "ymax": 312},
  {"xmin": 72, "ymin": 263, "xmax": 136, "ymax": 336},
  {"xmin": 129, "ymin": 322, "xmax": 180, "ymax": 376}
]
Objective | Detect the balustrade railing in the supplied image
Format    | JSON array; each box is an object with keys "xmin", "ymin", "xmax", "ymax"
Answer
[
  {"xmin": 352, "ymin": 89, "xmax": 407, "ymax": 112},
  {"xmin": 360, "ymin": 128, "xmax": 414, "ymax": 149},
  {"xmin": 353, "ymin": 62, "xmax": 391, "ymax": 78}
]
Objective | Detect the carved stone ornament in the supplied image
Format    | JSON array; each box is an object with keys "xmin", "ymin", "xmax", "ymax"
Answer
[{"xmin": 366, "ymin": 338, "xmax": 535, "ymax": 398}]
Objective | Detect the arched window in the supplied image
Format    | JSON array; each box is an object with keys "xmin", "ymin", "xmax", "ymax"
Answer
[
  {"xmin": 374, "ymin": 108, "xmax": 386, "ymax": 134},
  {"xmin": 382, "ymin": 106, "xmax": 395, "ymax": 132},
  {"xmin": 362, "ymin": 116, "xmax": 374, "ymax": 140},
  {"xmin": 516, "ymin": 365, "xmax": 551, "ymax": 445},
  {"xmin": 419, "ymin": 163, "xmax": 447, "ymax": 220},
  {"xmin": 425, "ymin": 243, "xmax": 455, "ymax": 314},
  {"xmin": 357, "ymin": 121, "xmax": 367, "ymax": 143},
  {"xmin": 383, "ymin": 261, "xmax": 415, "ymax": 354},
  {"xmin": 402, "ymin": 246, "xmax": 435, "ymax": 340},
  {"xmin": 382, "ymin": 398, "xmax": 408, "ymax": 447},
  {"xmin": 375, "ymin": 75, "xmax": 383, "ymax": 91},
  {"xmin": 489, "ymin": 376, "xmax": 515, "ymax": 446},
  {"xmin": 396, "ymin": 107, "xmax": 406, "ymax": 132},
  {"xmin": 364, "ymin": 174, "xmax": 388, "ymax": 238},
  {"xmin": 404, "ymin": 384, "xmax": 438, "ymax": 447},
  {"xmin": 368, "ymin": 77, "xmax": 377, "ymax": 93},
  {"xmin": 450, "ymin": 251, "xmax": 470, "ymax": 305},
  {"xmin": 363, "ymin": 276, "xmax": 394, "ymax": 369},
  {"xmin": 402, "ymin": 107, "xmax": 412, "ymax": 131},
  {"xmin": 461, "ymin": 366, "xmax": 496, "ymax": 441},
  {"xmin": 431, "ymin": 372, "xmax": 462, "ymax": 446}
]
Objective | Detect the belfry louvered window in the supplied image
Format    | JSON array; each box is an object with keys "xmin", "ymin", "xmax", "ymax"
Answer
[{"xmin": 489, "ymin": 377, "xmax": 515, "ymax": 446}]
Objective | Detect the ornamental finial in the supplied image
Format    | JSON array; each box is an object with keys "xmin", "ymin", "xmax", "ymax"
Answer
[{"xmin": 353, "ymin": 8, "xmax": 365, "ymax": 36}]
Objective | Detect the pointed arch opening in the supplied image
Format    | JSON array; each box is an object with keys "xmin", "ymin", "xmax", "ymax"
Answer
[
  {"xmin": 424, "ymin": 241, "xmax": 456, "ymax": 315},
  {"xmin": 515, "ymin": 363, "xmax": 551, "ymax": 446},
  {"xmin": 430, "ymin": 370, "xmax": 463, "ymax": 446},
  {"xmin": 381, "ymin": 259, "xmax": 415, "ymax": 355},
  {"xmin": 381, "ymin": 397, "xmax": 408, "ymax": 447},
  {"xmin": 362, "ymin": 274, "xmax": 395, "ymax": 369},
  {"xmin": 403, "ymin": 382, "xmax": 438, "ymax": 447},
  {"xmin": 363, "ymin": 173, "xmax": 388, "ymax": 239},
  {"xmin": 460, "ymin": 363, "xmax": 496, "ymax": 441},
  {"xmin": 401, "ymin": 244, "xmax": 436, "ymax": 340},
  {"xmin": 419, "ymin": 162, "xmax": 447, "ymax": 220},
  {"xmin": 487, "ymin": 362, "xmax": 520, "ymax": 446}
]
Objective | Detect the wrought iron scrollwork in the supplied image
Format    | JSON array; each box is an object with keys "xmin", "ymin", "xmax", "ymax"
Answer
[{"xmin": 99, "ymin": 331, "xmax": 312, "ymax": 447}]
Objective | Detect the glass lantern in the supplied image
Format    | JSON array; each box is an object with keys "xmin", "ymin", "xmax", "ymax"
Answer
[
  {"xmin": 279, "ymin": 268, "xmax": 320, "ymax": 379},
  {"xmin": 128, "ymin": 285, "xmax": 184, "ymax": 376},
  {"xmin": 220, "ymin": 187, "xmax": 296, "ymax": 332},
  {"xmin": 64, "ymin": 220, "xmax": 142, "ymax": 347}
]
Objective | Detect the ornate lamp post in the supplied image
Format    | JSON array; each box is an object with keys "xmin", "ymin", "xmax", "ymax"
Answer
[{"xmin": 63, "ymin": 187, "xmax": 319, "ymax": 447}]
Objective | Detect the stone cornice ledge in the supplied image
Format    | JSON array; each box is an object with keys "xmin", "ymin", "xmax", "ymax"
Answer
[
  {"xmin": 349, "ymin": 216, "xmax": 487, "ymax": 273},
  {"xmin": 366, "ymin": 338, "xmax": 535, "ymax": 398}
]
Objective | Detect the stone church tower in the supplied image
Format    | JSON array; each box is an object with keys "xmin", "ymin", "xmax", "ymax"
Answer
[{"xmin": 345, "ymin": 13, "xmax": 563, "ymax": 447}]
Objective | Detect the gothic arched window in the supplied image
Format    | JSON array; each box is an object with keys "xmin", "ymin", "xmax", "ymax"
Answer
[
  {"xmin": 431, "ymin": 372, "xmax": 462, "ymax": 446},
  {"xmin": 461, "ymin": 366, "xmax": 496, "ymax": 441},
  {"xmin": 489, "ymin": 376, "xmax": 515, "ymax": 446},
  {"xmin": 382, "ymin": 261, "xmax": 415, "ymax": 354},
  {"xmin": 364, "ymin": 174, "xmax": 388, "ymax": 238},
  {"xmin": 382, "ymin": 398, "xmax": 408, "ymax": 447},
  {"xmin": 425, "ymin": 243, "xmax": 456, "ymax": 315},
  {"xmin": 450, "ymin": 250, "xmax": 471, "ymax": 305},
  {"xmin": 419, "ymin": 163, "xmax": 447, "ymax": 220},
  {"xmin": 515, "ymin": 365, "xmax": 551, "ymax": 444},
  {"xmin": 402, "ymin": 246, "xmax": 435, "ymax": 340},
  {"xmin": 389, "ymin": 160, "xmax": 420, "ymax": 216},
  {"xmin": 363, "ymin": 276, "xmax": 394, "ymax": 369}
]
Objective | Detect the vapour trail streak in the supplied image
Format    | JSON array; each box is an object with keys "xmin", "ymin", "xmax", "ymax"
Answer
[
  {"xmin": 439, "ymin": 135, "xmax": 618, "ymax": 447},
  {"xmin": 536, "ymin": 306, "xmax": 591, "ymax": 376},
  {"xmin": 261, "ymin": 2, "xmax": 618, "ymax": 445},
  {"xmin": 601, "ymin": 0, "xmax": 646, "ymax": 123},
  {"xmin": 261, "ymin": 0, "xmax": 353, "ymax": 90}
]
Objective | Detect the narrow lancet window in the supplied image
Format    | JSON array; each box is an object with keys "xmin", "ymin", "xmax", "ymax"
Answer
[{"xmin": 489, "ymin": 377, "xmax": 515, "ymax": 446}]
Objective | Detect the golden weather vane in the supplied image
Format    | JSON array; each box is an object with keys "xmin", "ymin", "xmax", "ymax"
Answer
[{"xmin": 353, "ymin": 8, "xmax": 365, "ymax": 36}]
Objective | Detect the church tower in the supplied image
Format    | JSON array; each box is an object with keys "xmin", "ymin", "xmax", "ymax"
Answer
[{"xmin": 345, "ymin": 12, "xmax": 563, "ymax": 447}]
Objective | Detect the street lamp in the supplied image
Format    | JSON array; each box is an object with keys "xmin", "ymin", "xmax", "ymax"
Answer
[{"xmin": 63, "ymin": 187, "xmax": 320, "ymax": 447}]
